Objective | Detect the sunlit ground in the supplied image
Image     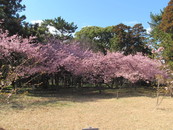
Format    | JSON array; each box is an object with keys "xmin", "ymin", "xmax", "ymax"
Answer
[{"xmin": 0, "ymin": 88, "xmax": 173, "ymax": 130}]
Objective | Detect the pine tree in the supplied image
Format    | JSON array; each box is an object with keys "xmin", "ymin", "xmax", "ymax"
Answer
[
  {"xmin": 159, "ymin": 0, "xmax": 173, "ymax": 33},
  {"xmin": 0, "ymin": 0, "xmax": 26, "ymax": 35}
]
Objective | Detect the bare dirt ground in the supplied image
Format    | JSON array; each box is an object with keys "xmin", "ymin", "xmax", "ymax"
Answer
[{"xmin": 0, "ymin": 89, "xmax": 173, "ymax": 130}]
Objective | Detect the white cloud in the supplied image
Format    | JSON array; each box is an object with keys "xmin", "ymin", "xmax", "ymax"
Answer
[
  {"xmin": 81, "ymin": 25, "xmax": 92, "ymax": 29},
  {"xmin": 47, "ymin": 25, "xmax": 61, "ymax": 35},
  {"xmin": 30, "ymin": 20, "xmax": 61, "ymax": 35},
  {"xmin": 31, "ymin": 20, "xmax": 43, "ymax": 26},
  {"xmin": 122, "ymin": 21, "xmax": 139, "ymax": 26},
  {"xmin": 146, "ymin": 27, "xmax": 152, "ymax": 34}
]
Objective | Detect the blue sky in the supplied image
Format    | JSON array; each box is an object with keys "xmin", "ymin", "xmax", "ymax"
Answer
[{"xmin": 21, "ymin": 0, "xmax": 169, "ymax": 32}]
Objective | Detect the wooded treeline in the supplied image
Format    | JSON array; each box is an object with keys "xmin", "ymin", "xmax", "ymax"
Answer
[{"xmin": 0, "ymin": 0, "xmax": 172, "ymax": 92}]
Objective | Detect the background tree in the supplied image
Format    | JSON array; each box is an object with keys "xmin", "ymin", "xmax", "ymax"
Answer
[
  {"xmin": 21, "ymin": 22, "xmax": 51, "ymax": 43},
  {"xmin": 21, "ymin": 17, "xmax": 78, "ymax": 43},
  {"xmin": 75, "ymin": 24, "xmax": 150, "ymax": 55},
  {"xmin": 148, "ymin": 10, "xmax": 163, "ymax": 29},
  {"xmin": 148, "ymin": 10, "xmax": 164, "ymax": 50},
  {"xmin": 149, "ymin": 0, "xmax": 173, "ymax": 69},
  {"xmin": 0, "ymin": 0, "xmax": 26, "ymax": 36},
  {"xmin": 75, "ymin": 26, "xmax": 112, "ymax": 54},
  {"xmin": 110, "ymin": 23, "xmax": 150, "ymax": 55},
  {"xmin": 42, "ymin": 17, "xmax": 78, "ymax": 41},
  {"xmin": 159, "ymin": 0, "xmax": 173, "ymax": 33}
]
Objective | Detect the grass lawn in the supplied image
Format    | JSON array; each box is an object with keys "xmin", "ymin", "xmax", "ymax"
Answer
[{"xmin": 0, "ymin": 88, "xmax": 173, "ymax": 130}]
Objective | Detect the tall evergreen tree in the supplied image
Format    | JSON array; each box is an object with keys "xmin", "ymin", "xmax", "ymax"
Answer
[
  {"xmin": 110, "ymin": 24, "xmax": 150, "ymax": 55},
  {"xmin": 149, "ymin": 0, "xmax": 173, "ymax": 69},
  {"xmin": 43, "ymin": 17, "xmax": 78, "ymax": 41},
  {"xmin": 24, "ymin": 17, "xmax": 78, "ymax": 43},
  {"xmin": 0, "ymin": 0, "xmax": 26, "ymax": 35},
  {"xmin": 159, "ymin": 0, "xmax": 173, "ymax": 33},
  {"xmin": 148, "ymin": 10, "xmax": 163, "ymax": 29}
]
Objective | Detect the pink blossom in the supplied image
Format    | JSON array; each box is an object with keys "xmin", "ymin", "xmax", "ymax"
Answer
[
  {"xmin": 157, "ymin": 47, "xmax": 164, "ymax": 52},
  {"xmin": 0, "ymin": 29, "xmax": 167, "ymax": 85}
]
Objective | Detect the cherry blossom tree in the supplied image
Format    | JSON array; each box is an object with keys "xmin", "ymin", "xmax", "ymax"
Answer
[
  {"xmin": 0, "ymin": 28, "xmax": 167, "ymax": 91},
  {"xmin": 76, "ymin": 51, "xmax": 166, "ymax": 84}
]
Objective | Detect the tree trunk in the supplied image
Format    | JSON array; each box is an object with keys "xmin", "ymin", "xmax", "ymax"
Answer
[{"xmin": 156, "ymin": 80, "xmax": 160, "ymax": 105}]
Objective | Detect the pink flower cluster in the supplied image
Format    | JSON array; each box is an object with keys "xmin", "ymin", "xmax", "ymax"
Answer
[
  {"xmin": 0, "ymin": 30, "xmax": 166, "ymax": 83},
  {"xmin": 152, "ymin": 47, "xmax": 164, "ymax": 54}
]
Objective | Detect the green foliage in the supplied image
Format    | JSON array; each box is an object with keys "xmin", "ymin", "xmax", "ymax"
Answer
[
  {"xmin": 75, "ymin": 26, "xmax": 112, "ymax": 54},
  {"xmin": 22, "ymin": 17, "xmax": 78, "ymax": 43},
  {"xmin": 148, "ymin": 10, "xmax": 164, "ymax": 29},
  {"xmin": 149, "ymin": 1, "xmax": 173, "ymax": 69},
  {"xmin": 159, "ymin": 0, "xmax": 173, "ymax": 33},
  {"xmin": 0, "ymin": 1, "xmax": 77, "ymax": 42},
  {"xmin": 0, "ymin": 0, "xmax": 26, "ymax": 36},
  {"xmin": 21, "ymin": 22, "xmax": 51, "ymax": 43},
  {"xmin": 75, "ymin": 24, "xmax": 150, "ymax": 55},
  {"xmin": 42, "ymin": 17, "xmax": 78, "ymax": 41},
  {"xmin": 110, "ymin": 24, "xmax": 150, "ymax": 55}
]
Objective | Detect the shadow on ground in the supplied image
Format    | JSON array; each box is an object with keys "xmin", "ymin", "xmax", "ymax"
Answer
[
  {"xmin": 0, "ymin": 87, "xmax": 169, "ymax": 110},
  {"xmin": 27, "ymin": 87, "xmax": 159, "ymax": 103}
]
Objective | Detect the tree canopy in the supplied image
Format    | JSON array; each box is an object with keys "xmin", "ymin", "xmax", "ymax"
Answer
[
  {"xmin": 149, "ymin": 0, "xmax": 173, "ymax": 69},
  {"xmin": 0, "ymin": 0, "xmax": 26, "ymax": 36},
  {"xmin": 159, "ymin": 0, "xmax": 173, "ymax": 33},
  {"xmin": 75, "ymin": 24, "xmax": 150, "ymax": 55},
  {"xmin": 21, "ymin": 17, "xmax": 78, "ymax": 43},
  {"xmin": 0, "ymin": 29, "xmax": 165, "ymax": 87},
  {"xmin": 0, "ymin": 0, "xmax": 170, "ymax": 91}
]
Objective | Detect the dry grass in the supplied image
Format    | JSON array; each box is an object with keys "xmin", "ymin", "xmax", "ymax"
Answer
[{"xmin": 0, "ymin": 88, "xmax": 173, "ymax": 130}]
